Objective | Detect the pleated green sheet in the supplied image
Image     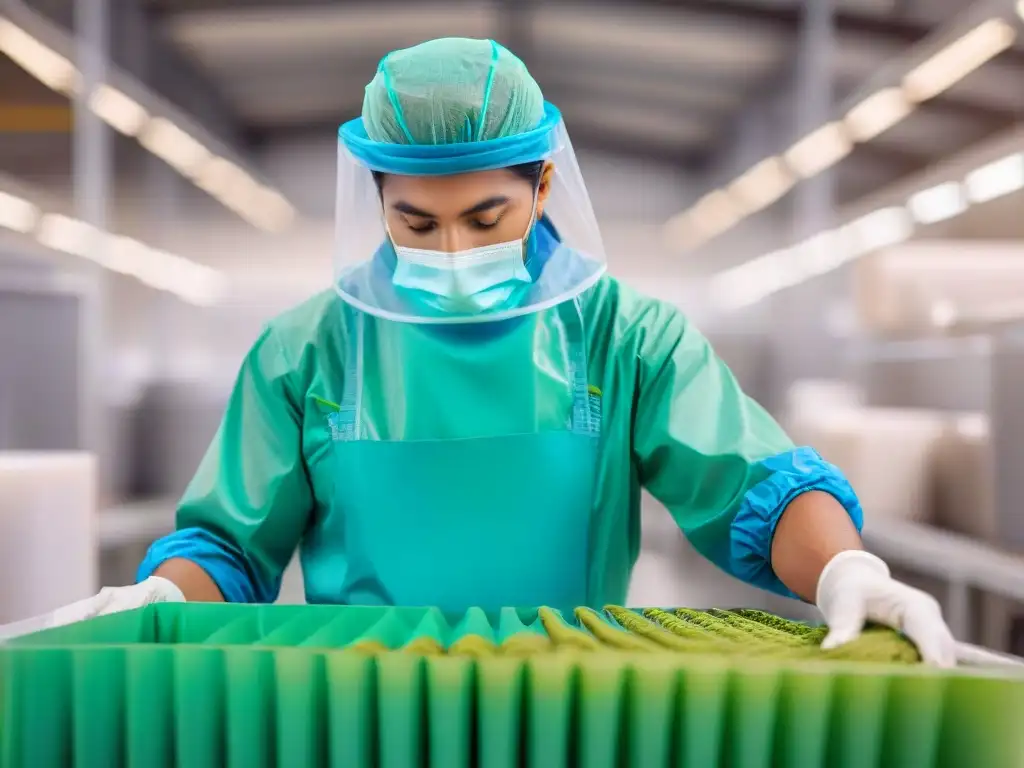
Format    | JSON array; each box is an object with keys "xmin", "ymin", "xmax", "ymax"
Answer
[{"xmin": 2, "ymin": 603, "xmax": 1022, "ymax": 768}]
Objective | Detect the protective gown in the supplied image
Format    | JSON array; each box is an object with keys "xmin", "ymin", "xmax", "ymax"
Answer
[
  {"xmin": 138, "ymin": 271, "xmax": 861, "ymax": 607},
  {"xmin": 139, "ymin": 37, "xmax": 862, "ymax": 608}
]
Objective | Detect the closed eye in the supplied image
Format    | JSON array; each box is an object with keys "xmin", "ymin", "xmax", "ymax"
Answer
[
  {"xmin": 469, "ymin": 214, "xmax": 504, "ymax": 230},
  {"xmin": 404, "ymin": 218, "xmax": 437, "ymax": 234}
]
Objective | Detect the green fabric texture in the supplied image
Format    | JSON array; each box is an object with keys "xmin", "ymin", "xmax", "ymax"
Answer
[
  {"xmin": 170, "ymin": 275, "xmax": 795, "ymax": 606},
  {"xmin": 361, "ymin": 37, "xmax": 546, "ymax": 144}
]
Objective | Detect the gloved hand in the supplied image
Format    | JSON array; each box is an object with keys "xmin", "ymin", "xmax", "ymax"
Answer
[
  {"xmin": 0, "ymin": 576, "xmax": 184, "ymax": 641},
  {"xmin": 815, "ymin": 550, "xmax": 957, "ymax": 667}
]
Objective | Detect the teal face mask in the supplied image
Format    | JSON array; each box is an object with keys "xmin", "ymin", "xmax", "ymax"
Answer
[{"xmin": 390, "ymin": 197, "xmax": 538, "ymax": 315}]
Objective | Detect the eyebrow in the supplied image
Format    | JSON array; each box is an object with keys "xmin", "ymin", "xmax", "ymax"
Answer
[
  {"xmin": 459, "ymin": 196, "xmax": 510, "ymax": 216},
  {"xmin": 392, "ymin": 201, "xmax": 436, "ymax": 218},
  {"xmin": 391, "ymin": 195, "xmax": 511, "ymax": 219}
]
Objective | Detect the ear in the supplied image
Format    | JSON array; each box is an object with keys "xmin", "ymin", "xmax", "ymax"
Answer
[{"xmin": 535, "ymin": 161, "xmax": 555, "ymax": 219}]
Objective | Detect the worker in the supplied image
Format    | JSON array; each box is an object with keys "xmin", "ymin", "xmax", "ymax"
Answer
[{"xmin": 39, "ymin": 39, "xmax": 955, "ymax": 664}]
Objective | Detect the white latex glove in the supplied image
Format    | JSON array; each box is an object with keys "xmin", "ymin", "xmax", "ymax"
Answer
[
  {"xmin": 0, "ymin": 576, "xmax": 184, "ymax": 642},
  {"xmin": 815, "ymin": 550, "xmax": 957, "ymax": 667}
]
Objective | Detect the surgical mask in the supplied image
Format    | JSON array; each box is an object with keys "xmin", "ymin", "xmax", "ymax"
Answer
[{"xmin": 390, "ymin": 196, "xmax": 537, "ymax": 314}]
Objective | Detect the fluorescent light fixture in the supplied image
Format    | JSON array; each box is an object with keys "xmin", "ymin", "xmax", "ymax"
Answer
[
  {"xmin": 0, "ymin": 18, "xmax": 78, "ymax": 93},
  {"xmin": 248, "ymin": 186, "xmax": 296, "ymax": 233},
  {"xmin": 791, "ymin": 230, "xmax": 851, "ymax": 276},
  {"xmin": 1018, "ymin": 0, "xmax": 1024, "ymax": 20},
  {"xmin": 727, "ymin": 156, "xmax": 795, "ymax": 212},
  {"xmin": 36, "ymin": 214, "xmax": 99, "ymax": 258},
  {"xmin": 689, "ymin": 190, "xmax": 743, "ymax": 235},
  {"xmin": 844, "ymin": 88, "xmax": 913, "ymax": 142},
  {"xmin": 21, "ymin": 195, "xmax": 226, "ymax": 305},
  {"xmin": 0, "ymin": 190, "xmax": 40, "ymax": 233},
  {"xmin": 903, "ymin": 18, "xmax": 1017, "ymax": 103},
  {"xmin": 847, "ymin": 206, "xmax": 913, "ymax": 254},
  {"xmin": 139, "ymin": 250, "xmax": 227, "ymax": 306},
  {"xmin": 709, "ymin": 248, "xmax": 803, "ymax": 310},
  {"xmin": 89, "ymin": 85, "xmax": 149, "ymax": 136},
  {"xmin": 102, "ymin": 234, "xmax": 151, "ymax": 275},
  {"xmin": 196, "ymin": 157, "xmax": 254, "ymax": 201},
  {"xmin": 139, "ymin": 117, "xmax": 211, "ymax": 177},
  {"xmin": 784, "ymin": 122, "xmax": 853, "ymax": 178},
  {"xmin": 907, "ymin": 181, "xmax": 967, "ymax": 224},
  {"xmin": 965, "ymin": 153, "xmax": 1024, "ymax": 203},
  {"xmin": 665, "ymin": 189, "xmax": 745, "ymax": 249},
  {"xmin": 176, "ymin": 268, "xmax": 228, "ymax": 307}
]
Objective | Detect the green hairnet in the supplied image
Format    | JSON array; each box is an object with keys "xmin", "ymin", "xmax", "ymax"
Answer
[{"xmin": 362, "ymin": 37, "xmax": 546, "ymax": 146}]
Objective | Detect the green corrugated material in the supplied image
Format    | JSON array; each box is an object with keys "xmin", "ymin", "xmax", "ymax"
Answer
[{"xmin": 2, "ymin": 603, "xmax": 1022, "ymax": 767}]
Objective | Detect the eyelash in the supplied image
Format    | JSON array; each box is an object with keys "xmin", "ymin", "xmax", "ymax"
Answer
[{"xmin": 405, "ymin": 213, "xmax": 504, "ymax": 235}]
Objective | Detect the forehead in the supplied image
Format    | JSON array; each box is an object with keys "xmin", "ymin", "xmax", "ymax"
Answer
[{"xmin": 380, "ymin": 169, "xmax": 529, "ymax": 211}]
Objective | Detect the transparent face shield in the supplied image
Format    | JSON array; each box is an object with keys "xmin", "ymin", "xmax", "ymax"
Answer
[{"xmin": 334, "ymin": 104, "xmax": 607, "ymax": 324}]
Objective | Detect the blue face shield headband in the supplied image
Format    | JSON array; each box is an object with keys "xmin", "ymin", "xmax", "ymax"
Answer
[{"xmin": 339, "ymin": 103, "xmax": 564, "ymax": 176}]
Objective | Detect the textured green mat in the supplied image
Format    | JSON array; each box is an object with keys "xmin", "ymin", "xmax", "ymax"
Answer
[{"xmin": 2, "ymin": 603, "xmax": 1023, "ymax": 768}]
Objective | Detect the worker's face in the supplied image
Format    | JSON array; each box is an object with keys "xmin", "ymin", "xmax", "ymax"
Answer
[{"xmin": 381, "ymin": 163, "xmax": 553, "ymax": 253}]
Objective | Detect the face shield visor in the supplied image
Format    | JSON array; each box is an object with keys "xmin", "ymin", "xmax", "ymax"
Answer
[{"xmin": 334, "ymin": 102, "xmax": 607, "ymax": 324}]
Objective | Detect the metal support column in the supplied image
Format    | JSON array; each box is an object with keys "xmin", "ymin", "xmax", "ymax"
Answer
[
  {"xmin": 73, "ymin": 0, "xmax": 111, "ymax": 456},
  {"xmin": 991, "ymin": 324, "xmax": 1024, "ymax": 550},
  {"xmin": 118, "ymin": 0, "xmax": 182, "ymax": 380},
  {"xmin": 767, "ymin": 0, "xmax": 842, "ymax": 409}
]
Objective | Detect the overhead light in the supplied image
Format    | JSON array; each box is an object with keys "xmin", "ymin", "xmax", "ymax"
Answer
[
  {"xmin": 248, "ymin": 186, "xmax": 296, "ymax": 233},
  {"xmin": 0, "ymin": 18, "xmax": 78, "ymax": 93},
  {"xmin": 102, "ymin": 234, "xmax": 150, "ymax": 275},
  {"xmin": 903, "ymin": 18, "xmax": 1017, "ymax": 102},
  {"xmin": 89, "ymin": 85, "xmax": 148, "ymax": 137},
  {"xmin": 792, "ymin": 230, "xmax": 851, "ymax": 276},
  {"xmin": 907, "ymin": 181, "xmax": 967, "ymax": 224},
  {"xmin": 709, "ymin": 248, "xmax": 804, "ymax": 310},
  {"xmin": 665, "ymin": 189, "xmax": 744, "ymax": 249},
  {"xmin": 196, "ymin": 157, "xmax": 255, "ymax": 201},
  {"xmin": 847, "ymin": 207, "xmax": 913, "ymax": 254},
  {"xmin": 689, "ymin": 190, "xmax": 743, "ymax": 235},
  {"xmin": 176, "ymin": 268, "xmax": 228, "ymax": 307},
  {"xmin": 36, "ymin": 214, "xmax": 100, "ymax": 258},
  {"xmin": 138, "ymin": 249, "xmax": 227, "ymax": 306},
  {"xmin": 139, "ymin": 117, "xmax": 211, "ymax": 177},
  {"xmin": 727, "ymin": 156, "xmax": 795, "ymax": 212},
  {"xmin": 844, "ymin": 88, "xmax": 913, "ymax": 142},
  {"xmin": 784, "ymin": 122, "xmax": 853, "ymax": 178},
  {"xmin": 0, "ymin": 190, "xmax": 40, "ymax": 233},
  {"xmin": 1018, "ymin": 0, "xmax": 1024, "ymax": 21},
  {"xmin": 965, "ymin": 153, "xmax": 1024, "ymax": 203}
]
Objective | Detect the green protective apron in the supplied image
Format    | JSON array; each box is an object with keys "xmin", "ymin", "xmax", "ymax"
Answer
[{"xmin": 324, "ymin": 299, "xmax": 600, "ymax": 613}]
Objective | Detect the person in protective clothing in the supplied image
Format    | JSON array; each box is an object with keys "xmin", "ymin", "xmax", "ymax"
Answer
[{"xmin": 26, "ymin": 38, "xmax": 956, "ymax": 665}]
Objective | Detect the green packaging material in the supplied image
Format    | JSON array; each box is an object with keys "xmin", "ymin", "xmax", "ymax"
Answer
[{"xmin": 2, "ymin": 603, "xmax": 1022, "ymax": 767}]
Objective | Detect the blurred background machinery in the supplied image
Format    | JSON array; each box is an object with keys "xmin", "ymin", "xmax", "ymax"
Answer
[{"xmin": 1, "ymin": 0, "xmax": 1024, "ymax": 651}]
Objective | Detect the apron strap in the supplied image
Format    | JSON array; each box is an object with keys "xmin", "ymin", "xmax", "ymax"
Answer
[
  {"xmin": 330, "ymin": 308, "xmax": 363, "ymax": 441},
  {"xmin": 559, "ymin": 297, "xmax": 598, "ymax": 436},
  {"xmin": 331, "ymin": 300, "xmax": 599, "ymax": 440}
]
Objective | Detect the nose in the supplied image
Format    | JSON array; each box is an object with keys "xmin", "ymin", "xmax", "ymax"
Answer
[{"xmin": 439, "ymin": 227, "xmax": 464, "ymax": 254}]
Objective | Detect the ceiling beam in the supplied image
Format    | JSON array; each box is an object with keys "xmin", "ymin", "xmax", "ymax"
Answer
[{"xmin": 0, "ymin": 103, "xmax": 72, "ymax": 132}]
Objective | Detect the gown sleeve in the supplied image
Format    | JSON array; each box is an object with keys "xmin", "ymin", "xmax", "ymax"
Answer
[
  {"xmin": 631, "ymin": 299, "xmax": 863, "ymax": 597},
  {"xmin": 136, "ymin": 325, "xmax": 315, "ymax": 603}
]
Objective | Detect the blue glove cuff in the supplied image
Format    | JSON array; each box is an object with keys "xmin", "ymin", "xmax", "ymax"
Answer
[
  {"xmin": 729, "ymin": 446, "xmax": 863, "ymax": 597},
  {"xmin": 137, "ymin": 528, "xmax": 272, "ymax": 604}
]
